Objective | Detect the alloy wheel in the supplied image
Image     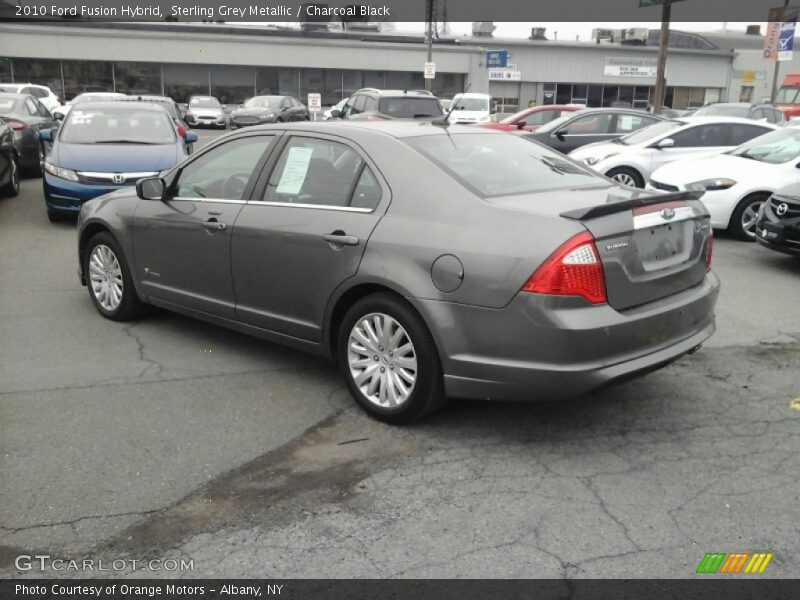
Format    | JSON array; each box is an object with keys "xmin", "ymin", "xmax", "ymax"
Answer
[
  {"xmin": 89, "ymin": 244, "xmax": 124, "ymax": 311},
  {"xmin": 611, "ymin": 172, "xmax": 636, "ymax": 187},
  {"xmin": 347, "ymin": 312, "xmax": 417, "ymax": 408},
  {"xmin": 740, "ymin": 199, "xmax": 764, "ymax": 238}
]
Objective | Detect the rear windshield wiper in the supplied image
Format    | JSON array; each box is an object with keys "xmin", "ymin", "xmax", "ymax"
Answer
[{"xmin": 94, "ymin": 140, "xmax": 157, "ymax": 145}]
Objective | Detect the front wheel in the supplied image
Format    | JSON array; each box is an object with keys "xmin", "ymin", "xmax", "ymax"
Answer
[
  {"xmin": 606, "ymin": 167, "xmax": 644, "ymax": 189},
  {"xmin": 729, "ymin": 193, "xmax": 768, "ymax": 241},
  {"xmin": 338, "ymin": 293, "xmax": 445, "ymax": 424},
  {"xmin": 84, "ymin": 232, "xmax": 148, "ymax": 321}
]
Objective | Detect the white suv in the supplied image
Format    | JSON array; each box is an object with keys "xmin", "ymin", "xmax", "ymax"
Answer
[{"xmin": 0, "ymin": 83, "xmax": 61, "ymax": 113}]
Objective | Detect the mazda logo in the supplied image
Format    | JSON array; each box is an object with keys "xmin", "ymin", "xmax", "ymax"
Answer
[
  {"xmin": 112, "ymin": 174, "xmax": 125, "ymax": 184},
  {"xmin": 660, "ymin": 207, "xmax": 676, "ymax": 220},
  {"xmin": 776, "ymin": 202, "xmax": 789, "ymax": 216}
]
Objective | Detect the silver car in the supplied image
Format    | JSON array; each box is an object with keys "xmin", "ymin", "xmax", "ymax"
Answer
[
  {"xmin": 76, "ymin": 122, "xmax": 719, "ymax": 423},
  {"xmin": 569, "ymin": 117, "xmax": 777, "ymax": 188}
]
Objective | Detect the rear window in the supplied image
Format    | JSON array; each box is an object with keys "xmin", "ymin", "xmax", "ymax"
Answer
[
  {"xmin": 693, "ymin": 105, "xmax": 749, "ymax": 118},
  {"xmin": 0, "ymin": 97, "xmax": 19, "ymax": 113},
  {"xmin": 406, "ymin": 133, "xmax": 607, "ymax": 198},
  {"xmin": 379, "ymin": 97, "xmax": 443, "ymax": 118}
]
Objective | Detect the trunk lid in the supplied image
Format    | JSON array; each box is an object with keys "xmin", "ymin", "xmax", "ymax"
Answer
[{"xmin": 560, "ymin": 190, "xmax": 712, "ymax": 310}]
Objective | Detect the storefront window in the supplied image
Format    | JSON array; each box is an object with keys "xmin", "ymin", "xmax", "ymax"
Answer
[
  {"xmin": 633, "ymin": 86, "xmax": 651, "ymax": 109},
  {"xmin": 431, "ymin": 73, "xmax": 463, "ymax": 99},
  {"xmin": 385, "ymin": 71, "xmax": 424, "ymax": 91},
  {"xmin": 587, "ymin": 85, "xmax": 603, "ymax": 107},
  {"xmin": 0, "ymin": 57, "xmax": 12, "ymax": 82},
  {"xmin": 542, "ymin": 83, "xmax": 556, "ymax": 105},
  {"xmin": 300, "ymin": 69, "xmax": 343, "ymax": 105},
  {"xmin": 114, "ymin": 62, "xmax": 161, "ymax": 96},
  {"xmin": 618, "ymin": 86, "xmax": 634, "ymax": 107},
  {"xmin": 163, "ymin": 64, "xmax": 209, "ymax": 103},
  {"xmin": 11, "ymin": 58, "xmax": 64, "ymax": 99},
  {"xmin": 602, "ymin": 86, "xmax": 619, "ymax": 106},
  {"xmin": 210, "ymin": 65, "xmax": 254, "ymax": 105},
  {"xmin": 571, "ymin": 85, "xmax": 588, "ymax": 105},
  {"xmin": 556, "ymin": 84, "xmax": 571, "ymax": 105},
  {"xmin": 62, "ymin": 61, "xmax": 114, "ymax": 100}
]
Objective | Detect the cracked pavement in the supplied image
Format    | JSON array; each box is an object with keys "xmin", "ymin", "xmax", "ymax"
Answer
[{"xmin": 2, "ymin": 128, "xmax": 800, "ymax": 578}]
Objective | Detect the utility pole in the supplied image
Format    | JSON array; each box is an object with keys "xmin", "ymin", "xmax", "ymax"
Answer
[
  {"xmin": 651, "ymin": 1, "xmax": 672, "ymax": 114},
  {"xmin": 771, "ymin": 0, "xmax": 790, "ymax": 102},
  {"xmin": 425, "ymin": 0, "xmax": 433, "ymax": 91}
]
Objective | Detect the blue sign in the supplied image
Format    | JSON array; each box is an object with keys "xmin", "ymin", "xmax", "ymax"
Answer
[
  {"xmin": 486, "ymin": 50, "xmax": 508, "ymax": 69},
  {"xmin": 779, "ymin": 19, "xmax": 796, "ymax": 59}
]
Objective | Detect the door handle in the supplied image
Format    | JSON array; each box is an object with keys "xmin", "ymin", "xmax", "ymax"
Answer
[
  {"xmin": 202, "ymin": 220, "xmax": 227, "ymax": 231},
  {"xmin": 323, "ymin": 232, "xmax": 359, "ymax": 247}
]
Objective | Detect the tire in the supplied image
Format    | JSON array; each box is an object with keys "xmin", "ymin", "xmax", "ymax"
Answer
[
  {"xmin": 338, "ymin": 293, "xmax": 445, "ymax": 424},
  {"xmin": 84, "ymin": 231, "xmax": 148, "ymax": 321},
  {"xmin": 729, "ymin": 193, "xmax": 769, "ymax": 241},
  {"xmin": 0, "ymin": 154, "xmax": 19, "ymax": 197},
  {"xmin": 606, "ymin": 167, "xmax": 644, "ymax": 189}
]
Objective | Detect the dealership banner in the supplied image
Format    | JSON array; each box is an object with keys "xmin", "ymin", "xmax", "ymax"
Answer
[
  {"xmin": 0, "ymin": 0, "xmax": 790, "ymax": 22},
  {"xmin": 604, "ymin": 57, "xmax": 658, "ymax": 78}
]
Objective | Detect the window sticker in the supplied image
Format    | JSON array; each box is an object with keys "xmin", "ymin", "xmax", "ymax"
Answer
[{"xmin": 276, "ymin": 147, "xmax": 314, "ymax": 195}]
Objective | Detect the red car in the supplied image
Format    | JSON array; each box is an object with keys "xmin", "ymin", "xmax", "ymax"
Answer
[{"xmin": 479, "ymin": 104, "xmax": 581, "ymax": 132}]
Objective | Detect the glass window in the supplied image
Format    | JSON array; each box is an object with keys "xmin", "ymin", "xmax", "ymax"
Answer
[
  {"xmin": 542, "ymin": 83, "xmax": 556, "ymax": 105},
  {"xmin": 163, "ymin": 64, "xmax": 208, "ymax": 104},
  {"xmin": 670, "ymin": 124, "xmax": 728, "ymax": 147},
  {"xmin": 364, "ymin": 96, "xmax": 378, "ymax": 112},
  {"xmin": 729, "ymin": 128, "xmax": 800, "ymax": 163},
  {"xmin": 614, "ymin": 114, "xmax": 658, "ymax": 134},
  {"xmin": 572, "ymin": 85, "xmax": 588, "ymax": 104},
  {"xmin": 617, "ymin": 86, "xmax": 634, "ymax": 107},
  {"xmin": 189, "ymin": 96, "xmax": 221, "ymax": 108},
  {"xmin": 556, "ymin": 84, "xmax": 571, "ymax": 105},
  {"xmin": 431, "ymin": 73, "xmax": 464, "ymax": 99},
  {"xmin": 379, "ymin": 97, "xmax": 443, "ymax": 118},
  {"xmin": 342, "ymin": 70, "xmax": 363, "ymax": 98},
  {"xmin": 688, "ymin": 88, "xmax": 706, "ymax": 108},
  {"xmin": 299, "ymin": 69, "xmax": 342, "ymax": 106},
  {"xmin": 405, "ymin": 133, "xmax": 605, "ymax": 198},
  {"xmin": 0, "ymin": 57, "xmax": 11, "ymax": 82},
  {"xmin": 587, "ymin": 85, "xmax": 603, "ymax": 108},
  {"xmin": 10, "ymin": 59, "xmax": 63, "ymax": 99},
  {"xmin": 61, "ymin": 107, "xmax": 176, "ymax": 145},
  {"xmin": 176, "ymin": 136, "xmax": 274, "ymax": 199},
  {"xmin": 775, "ymin": 87, "xmax": 797, "ymax": 103},
  {"xmin": 33, "ymin": 97, "xmax": 51, "ymax": 118},
  {"xmin": 264, "ymin": 137, "xmax": 365, "ymax": 208},
  {"xmin": 210, "ymin": 65, "xmax": 254, "ymax": 105},
  {"xmin": 602, "ymin": 86, "xmax": 619, "ymax": 107},
  {"xmin": 27, "ymin": 86, "xmax": 48, "ymax": 99},
  {"xmin": 618, "ymin": 119, "xmax": 685, "ymax": 145},
  {"xmin": 62, "ymin": 61, "xmax": 113, "ymax": 101},
  {"xmin": 694, "ymin": 104, "xmax": 750, "ymax": 118},
  {"xmin": 24, "ymin": 97, "xmax": 39, "ymax": 116},
  {"xmin": 633, "ymin": 86, "xmax": 650, "ymax": 109},
  {"xmin": 350, "ymin": 166, "xmax": 382, "ymax": 210},
  {"xmin": 727, "ymin": 124, "xmax": 773, "ymax": 146},
  {"xmin": 564, "ymin": 112, "xmax": 614, "ymax": 134},
  {"xmin": 385, "ymin": 71, "xmax": 423, "ymax": 91},
  {"xmin": 114, "ymin": 62, "xmax": 161, "ymax": 96}
]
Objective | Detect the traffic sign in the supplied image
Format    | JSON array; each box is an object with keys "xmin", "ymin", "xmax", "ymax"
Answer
[
  {"xmin": 424, "ymin": 62, "xmax": 436, "ymax": 79},
  {"xmin": 307, "ymin": 93, "xmax": 321, "ymax": 112},
  {"xmin": 486, "ymin": 50, "xmax": 508, "ymax": 68}
]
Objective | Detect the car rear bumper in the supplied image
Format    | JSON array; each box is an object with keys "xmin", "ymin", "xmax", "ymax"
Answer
[
  {"xmin": 43, "ymin": 173, "xmax": 123, "ymax": 213},
  {"xmin": 411, "ymin": 270, "xmax": 720, "ymax": 401}
]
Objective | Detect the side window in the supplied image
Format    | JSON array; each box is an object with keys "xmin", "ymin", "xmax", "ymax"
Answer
[
  {"xmin": 364, "ymin": 96, "xmax": 378, "ymax": 112},
  {"xmin": 350, "ymin": 166, "xmax": 382, "ymax": 210},
  {"xmin": 175, "ymin": 136, "xmax": 274, "ymax": 200},
  {"xmin": 727, "ymin": 124, "xmax": 772, "ymax": 146},
  {"xmin": 751, "ymin": 108, "xmax": 766, "ymax": 121},
  {"xmin": 34, "ymin": 98, "xmax": 51, "ymax": 118},
  {"xmin": 563, "ymin": 113, "xmax": 613, "ymax": 134},
  {"xmin": 24, "ymin": 98, "xmax": 38, "ymax": 116},
  {"xmin": 342, "ymin": 94, "xmax": 359, "ymax": 117},
  {"xmin": 523, "ymin": 111, "xmax": 549, "ymax": 126},
  {"xmin": 281, "ymin": 98, "xmax": 291, "ymax": 110},
  {"xmin": 670, "ymin": 124, "xmax": 727, "ymax": 147},
  {"xmin": 263, "ymin": 137, "xmax": 368, "ymax": 208},
  {"xmin": 353, "ymin": 94, "xmax": 367, "ymax": 114},
  {"xmin": 615, "ymin": 114, "xmax": 658, "ymax": 134},
  {"xmin": 30, "ymin": 87, "xmax": 48, "ymax": 99}
]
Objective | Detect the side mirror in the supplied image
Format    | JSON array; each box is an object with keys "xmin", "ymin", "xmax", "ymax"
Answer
[
  {"xmin": 136, "ymin": 177, "xmax": 166, "ymax": 201},
  {"xmin": 516, "ymin": 121, "xmax": 525, "ymax": 130},
  {"xmin": 38, "ymin": 129, "xmax": 53, "ymax": 142},
  {"xmin": 54, "ymin": 112, "xmax": 64, "ymax": 121},
  {"xmin": 555, "ymin": 129, "xmax": 568, "ymax": 140},
  {"xmin": 656, "ymin": 138, "xmax": 675, "ymax": 149},
  {"xmin": 185, "ymin": 132, "xmax": 198, "ymax": 144},
  {"xmin": 330, "ymin": 109, "xmax": 341, "ymax": 118}
]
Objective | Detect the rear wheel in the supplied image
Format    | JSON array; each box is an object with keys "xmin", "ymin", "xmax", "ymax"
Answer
[
  {"xmin": 729, "ymin": 193, "xmax": 769, "ymax": 241},
  {"xmin": 84, "ymin": 232, "xmax": 148, "ymax": 321},
  {"xmin": 338, "ymin": 293, "xmax": 445, "ymax": 424},
  {"xmin": 606, "ymin": 167, "xmax": 644, "ymax": 188},
  {"xmin": 0, "ymin": 154, "xmax": 19, "ymax": 197}
]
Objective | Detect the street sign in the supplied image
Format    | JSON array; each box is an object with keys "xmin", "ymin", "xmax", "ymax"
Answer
[
  {"xmin": 424, "ymin": 62, "xmax": 436, "ymax": 79},
  {"xmin": 488, "ymin": 69, "xmax": 521, "ymax": 81},
  {"xmin": 307, "ymin": 93, "xmax": 321, "ymax": 112},
  {"xmin": 486, "ymin": 50, "xmax": 508, "ymax": 68}
]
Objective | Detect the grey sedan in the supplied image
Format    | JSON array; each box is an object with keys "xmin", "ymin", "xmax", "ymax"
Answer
[{"xmin": 76, "ymin": 122, "xmax": 719, "ymax": 423}]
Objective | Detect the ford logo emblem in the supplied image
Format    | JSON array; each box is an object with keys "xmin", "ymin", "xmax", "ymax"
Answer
[{"xmin": 660, "ymin": 207, "xmax": 676, "ymax": 220}]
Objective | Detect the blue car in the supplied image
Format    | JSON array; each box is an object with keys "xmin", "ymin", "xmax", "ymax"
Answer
[{"xmin": 40, "ymin": 101, "xmax": 197, "ymax": 222}]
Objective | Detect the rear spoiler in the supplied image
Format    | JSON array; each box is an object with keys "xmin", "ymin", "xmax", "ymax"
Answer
[{"xmin": 560, "ymin": 190, "xmax": 705, "ymax": 221}]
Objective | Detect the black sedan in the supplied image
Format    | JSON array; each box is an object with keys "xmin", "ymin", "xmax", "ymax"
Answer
[
  {"xmin": 0, "ymin": 116, "xmax": 19, "ymax": 197},
  {"xmin": 756, "ymin": 185, "xmax": 800, "ymax": 257},
  {"xmin": 0, "ymin": 92, "xmax": 57, "ymax": 175},
  {"xmin": 229, "ymin": 95, "xmax": 309, "ymax": 128},
  {"xmin": 521, "ymin": 108, "xmax": 665, "ymax": 153}
]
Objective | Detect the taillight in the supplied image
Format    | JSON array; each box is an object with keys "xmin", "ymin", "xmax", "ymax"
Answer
[
  {"xmin": 176, "ymin": 124, "xmax": 187, "ymax": 138},
  {"xmin": 521, "ymin": 231, "xmax": 607, "ymax": 304},
  {"xmin": 705, "ymin": 233, "xmax": 713, "ymax": 269},
  {"xmin": 6, "ymin": 118, "xmax": 28, "ymax": 132}
]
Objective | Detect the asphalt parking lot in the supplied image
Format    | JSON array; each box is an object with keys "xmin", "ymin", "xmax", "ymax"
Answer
[{"xmin": 1, "ymin": 127, "xmax": 800, "ymax": 579}]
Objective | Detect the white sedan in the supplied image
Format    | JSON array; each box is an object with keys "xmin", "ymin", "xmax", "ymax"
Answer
[
  {"xmin": 570, "ymin": 116, "xmax": 777, "ymax": 188},
  {"xmin": 647, "ymin": 127, "xmax": 800, "ymax": 240},
  {"xmin": 52, "ymin": 92, "xmax": 126, "ymax": 120}
]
